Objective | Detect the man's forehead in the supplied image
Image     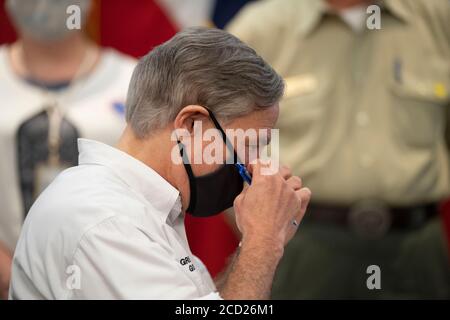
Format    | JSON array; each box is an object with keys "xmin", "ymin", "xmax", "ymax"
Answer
[{"xmin": 231, "ymin": 104, "xmax": 279, "ymax": 129}]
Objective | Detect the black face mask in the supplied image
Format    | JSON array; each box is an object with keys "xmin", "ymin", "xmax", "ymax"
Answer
[{"xmin": 177, "ymin": 109, "xmax": 248, "ymax": 217}]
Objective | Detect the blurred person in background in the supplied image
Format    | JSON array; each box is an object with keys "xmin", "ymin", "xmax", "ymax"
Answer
[
  {"xmin": 228, "ymin": 0, "xmax": 450, "ymax": 299},
  {"xmin": 0, "ymin": 0, "xmax": 135, "ymax": 298}
]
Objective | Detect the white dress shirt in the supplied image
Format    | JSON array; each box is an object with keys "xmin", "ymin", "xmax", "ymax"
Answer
[{"xmin": 9, "ymin": 139, "xmax": 221, "ymax": 300}]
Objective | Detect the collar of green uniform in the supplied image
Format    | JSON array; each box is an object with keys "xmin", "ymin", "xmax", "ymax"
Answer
[
  {"xmin": 378, "ymin": 0, "xmax": 411, "ymax": 24},
  {"xmin": 294, "ymin": 0, "xmax": 327, "ymax": 37},
  {"xmin": 295, "ymin": 0, "xmax": 411, "ymax": 37}
]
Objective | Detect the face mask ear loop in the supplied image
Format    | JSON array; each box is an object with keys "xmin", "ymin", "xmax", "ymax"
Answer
[
  {"xmin": 177, "ymin": 140, "xmax": 197, "ymax": 213},
  {"xmin": 204, "ymin": 107, "xmax": 242, "ymax": 165}
]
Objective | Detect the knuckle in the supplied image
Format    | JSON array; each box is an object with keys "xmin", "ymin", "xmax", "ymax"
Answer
[
  {"xmin": 293, "ymin": 176, "xmax": 302, "ymax": 184},
  {"xmin": 300, "ymin": 188, "xmax": 312, "ymax": 200},
  {"xmin": 233, "ymin": 194, "xmax": 243, "ymax": 207},
  {"xmin": 289, "ymin": 176, "xmax": 302, "ymax": 188}
]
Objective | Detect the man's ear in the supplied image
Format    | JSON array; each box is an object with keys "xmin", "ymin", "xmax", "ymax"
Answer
[{"xmin": 173, "ymin": 105, "xmax": 210, "ymax": 134}]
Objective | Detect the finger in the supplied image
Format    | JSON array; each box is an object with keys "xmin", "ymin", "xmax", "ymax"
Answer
[
  {"xmin": 294, "ymin": 187, "xmax": 312, "ymax": 222},
  {"xmin": 286, "ymin": 176, "xmax": 302, "ymax": 191},
  {"xmin": 247, "ymin": 159, "xmax": 271, "ymax": 181},
  {"xmin": 279, "ymin": 165, "xmax": 292, "ymax": 180},
  {"xmin": 233, "ymin": 192, "xmax": 245, "ymax": 211},
  {"xmin": 298, "ymin": 187, "xmax": 311, "ymax": 211},
  {"xmin": 246, "ymin": 161, "xmax": 259, "ymax": 176}
]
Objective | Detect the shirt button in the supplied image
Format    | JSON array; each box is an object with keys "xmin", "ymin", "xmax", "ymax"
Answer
[
  {"xmin": 360, "ymin": 154, "xmax": 374, "ymax": 167},
  {"xmin": 356, "ymin": 111, "xmax": 369, "ymax": 127}
]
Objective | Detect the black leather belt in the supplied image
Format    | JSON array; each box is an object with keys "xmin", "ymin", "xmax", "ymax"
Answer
[{"xmin": 305, "ymin": 200, "xmax": 438, "ymax": 238}]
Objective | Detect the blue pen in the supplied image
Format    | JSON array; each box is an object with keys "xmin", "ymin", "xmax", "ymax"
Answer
[{"xmin": 236, "ymin": 163, "xmax": 252, "ymax": 185}]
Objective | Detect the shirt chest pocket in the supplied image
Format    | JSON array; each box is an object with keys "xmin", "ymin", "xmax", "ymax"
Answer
[{"xmin": 389, "ymin": 59, "xmax": 449, "ymax": 148}]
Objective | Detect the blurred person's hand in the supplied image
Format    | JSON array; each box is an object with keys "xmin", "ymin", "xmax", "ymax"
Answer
[{"xmin": 0, "ymin": 242, "xmax": 12, "ymax": 300}]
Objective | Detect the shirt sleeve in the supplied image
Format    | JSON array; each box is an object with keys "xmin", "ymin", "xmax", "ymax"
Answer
[
  {"xmin": 195, "ymin": 292, "xmax": 223, "ymax": 300},
  {"xmin": 68, "ymin": 216, "xmax": 219, "ymax": 299}
]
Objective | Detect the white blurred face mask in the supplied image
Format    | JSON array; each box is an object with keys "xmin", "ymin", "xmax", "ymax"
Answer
[
  {"xmin": 338, "ymin": 5, "xmax": 367, "ymax": 33},
  {"xmin": 6, "ymin": 0, "xmax": 91, "ymax": 42}
]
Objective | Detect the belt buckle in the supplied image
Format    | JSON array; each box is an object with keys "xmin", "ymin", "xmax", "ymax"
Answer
[{"xmin": 348, "ymin": 200, "xmax": 392, "ymax": 239}]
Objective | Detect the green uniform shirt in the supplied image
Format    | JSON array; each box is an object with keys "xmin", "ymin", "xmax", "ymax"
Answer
[{"xmin": 228, "ymin": 0, "xmax": 450, "ymax": 205}]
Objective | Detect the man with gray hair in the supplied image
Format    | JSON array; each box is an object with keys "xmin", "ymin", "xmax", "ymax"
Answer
[{"xmin": 9, "ymin": 27, "xmax": 311, "ymax": 299}]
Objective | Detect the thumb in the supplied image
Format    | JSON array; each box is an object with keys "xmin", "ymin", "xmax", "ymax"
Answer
[
  {"xmin": 247, "ymin": 159, "xmax": 265, "ymax": 181},
  {"xmin": 233, "ymin": 192, "xmax": 246, "ymax": 211}
]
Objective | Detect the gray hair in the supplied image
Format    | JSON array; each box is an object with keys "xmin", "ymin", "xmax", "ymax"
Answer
[{"xmin": 126, "ymin": 27, "xmax": 284, "ymax": 138}]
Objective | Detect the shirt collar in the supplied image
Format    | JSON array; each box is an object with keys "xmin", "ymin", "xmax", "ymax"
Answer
[
  {"xmin": 296, "ymin": 0, "xmax": 410, "ymax": 37},
  {"xmin": 378, "ymin": 0, "xmax": 411, "ymax": 24},
  {"xmin": 295, "ymin": 0, "xmax": 328, "ymax": 36},
  {"xmin": 78, "ymin": 138, "xmax": 181, "ymax": 221}
]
